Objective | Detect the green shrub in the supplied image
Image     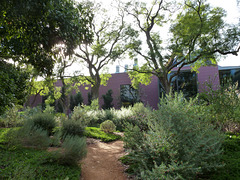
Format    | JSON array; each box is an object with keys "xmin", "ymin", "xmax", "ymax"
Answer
[
  {"xmin": 31, "ymin": 112, "xmax": 56, "ymax": 135},
  {"xmin": 61, "ymin": 118, "xmax": 85, "ymax": 139},
  {"xmin": 125, "ymin": 103, "xmax": 150, "ymax": 131},
  {"xmin": 0, "ymin": 105, "xmax": 23, "ymax": 128},
  {"xmin": 123, "ymin": 123, "xmax": 144, "ymax": 150},
  {"xmin": 71, "ymin": 106, "xmax": 90, "ymax": 127},
  {"xmin": 200, "ymin": 82, "xmax": 240, "ymax": 127},
  {"xmin": 55, "ymin": 135, "xmax": 87, "ymax": 166},
  {"xmin": 123, "ymin": 93, "xmax": 225, "ymax": 179},
  {"xmin": 100, "ymin": 120, "xmax": 116, "ymax": 133},
  {"xmin": 102, "ymin": 89, "xmax": 113, "ymax": 109},
  {"xmin": 70, "ymin": 92, "xmax": 84, "ymax": 111},
  {"xmin": 84, "ymin": 127, "xmax": 121, "ymax": 142}
]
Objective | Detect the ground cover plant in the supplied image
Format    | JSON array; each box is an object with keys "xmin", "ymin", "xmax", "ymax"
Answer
[
  {"xmin": 84, "ymin": 127, "xmax": 121, "ymax": 142},
  {"xmin": 0, "ymin": 128, "xmax": 81, "ymax": 180}
]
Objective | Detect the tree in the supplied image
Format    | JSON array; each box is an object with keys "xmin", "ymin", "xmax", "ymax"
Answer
[
  {"xmin": 0, "ymin": 0, "xmax": 93, "ymax": 113},
  {"xmin": 75, "ymin": 1, "xmax": 131, "ymax": 100},
  {"xmin": 0, "ymin": 0, "xmax": 93, "ymax": 75},
  {"xmin": 0, "ymin": 60, "xmax": 30, "ymax": 115},
  {"xmin": 125, "ymin": 0, "xmax": 240, "ymax": 94}
]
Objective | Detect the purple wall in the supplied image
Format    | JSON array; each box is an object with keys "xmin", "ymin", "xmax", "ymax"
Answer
[
  {"xmin": 197, "ymin": 65, "xmax": 220, "ymax": 92},
  {"xmin": 28, "ymin": 65, "xmax": 221, "ymax": 110}
]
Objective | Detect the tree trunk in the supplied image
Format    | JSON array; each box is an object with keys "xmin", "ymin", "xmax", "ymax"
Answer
[{"xmin": 91, "ymin": 82, "xmax": 100, "ymax": 100}]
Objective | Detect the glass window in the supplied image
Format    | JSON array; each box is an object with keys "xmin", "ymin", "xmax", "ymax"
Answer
[
  {"xmin": 170, "ymin": 71, "xmax": 197, "ymax": 98},
  {"xmin": 120, "ymin": 84, "xmax": 139, "ymax": 105},
  {"xmin": 219, "ymin": 68, "xmax": 240, "ymax": 87}
]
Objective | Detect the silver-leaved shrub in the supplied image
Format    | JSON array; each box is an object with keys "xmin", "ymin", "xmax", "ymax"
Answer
[{"xmin": 124, "ymin": 93, "xmax": 225, "ymax": 179}]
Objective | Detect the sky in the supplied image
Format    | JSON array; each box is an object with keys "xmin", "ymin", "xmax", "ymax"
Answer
[{"xmin": 71, "ymin": 0, "xmax": 240, "ymax": 75}]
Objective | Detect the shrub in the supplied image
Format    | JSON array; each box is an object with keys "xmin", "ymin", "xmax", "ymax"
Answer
[
  {"xmin": 70, "ymin": 92, "xmax": 84, "ymax": 111},
  {"xmin": 55, "ymin": 135, "xmax": 87, "ymax": 166},
  {"xmin": 102, "ymin": 89, "xmax": 113, "ymax": 109},
  {"xmin": 0, "ymin": 105, "xmax": 23, "ymax": 128},
  {"xmin": 71, "ymin": 106, "xmax": 90, "ymax": 127},
  {"xmin": 200, "ymin": 82, "xmax": 240, "ymax": 127},
  {"xmin": 61, "ymin": 118, "xmax": 85, "ymax": 139},
  {"xmin": 31, "ymin": 112, "xmax": 56, "ymax": 135},
  {"xmin": 123, "ymin": 93, "xmax": 225, "ymax": 179},
  {"xmin": 123, "ymin": 123, "xmax": 144, "ymax": 150},
  {"xmin": 125, "ymin": 103, "xmax": 150, "ymax": 131},
  {"xmin": 100, "ymin": 120, "xmax": 116, "ymax": 133},
  {"xmin": 19, "ymin": 127, "xmax": 51, "ymax": 150}
]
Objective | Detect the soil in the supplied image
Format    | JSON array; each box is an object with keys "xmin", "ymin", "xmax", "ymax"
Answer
[{"xmin": 80, "ymin": 139, "xmax": 130, "ymax": 180}]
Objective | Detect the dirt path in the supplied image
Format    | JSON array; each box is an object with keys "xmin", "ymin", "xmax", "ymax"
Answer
[{"xmin": 80, "ymin": 139, "xmax": 129, "ymax": 180}]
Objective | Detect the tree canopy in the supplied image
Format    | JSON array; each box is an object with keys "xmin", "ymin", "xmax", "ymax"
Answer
[
  {"xmin": 75, "ymin": 1, "xmax": 131, "ymax": 100},
  {"xmin": 125, "ymin": 0, "xmax": 240, "ymax": 94},
  {"xmin": 0, "ymin": 0, "xmax": 93, "ymax": 75}
]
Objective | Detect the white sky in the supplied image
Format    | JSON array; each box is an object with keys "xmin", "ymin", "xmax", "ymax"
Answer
[{"xmin": 70, "ymin": 0, "xmax": 240, "ymax": 75}]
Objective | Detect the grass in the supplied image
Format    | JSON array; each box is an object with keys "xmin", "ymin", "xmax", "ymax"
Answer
[
  {"xmin": 0, "ymin": 128, "xmax": 81, "ymax": 180},
  {"xmin": 84, "ymin": 127, "xmax": 121, "ymax": 142}
]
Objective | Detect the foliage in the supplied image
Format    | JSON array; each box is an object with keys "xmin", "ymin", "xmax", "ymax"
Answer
[
  {"xmin": 102, "ymin": 89, "xmax": 114, "ymax": 109},
  {"xmin": 84, "ymin": 99, "xmax": 99, "ymax": 111},
  {"xmin": 0, "ymin": 0, "xmax": 93, "ymax": 75},
  {"xmin": 55, "ymin": 135, "xmax": 87, "ymax": 166},
  {"xmin": 125, "ymin": 103, "xmax": 150, "ymax": 131},
  {"xmin": 100, "ymin": 120, "xmax": 116, "ymax": 133},
  {"xmin": 123, "ymin": 93, "xmax": 225, "ymax": 179},
  {"xmin": 84, "ymin": 127, "xmax": 121, "ymax": 142},
  {"xmin": 70, "ymin": 92, "xmax": 84, "ymax": 111},
  {"xmin": 74, "ymin": 1, "xmax": 130, "ymax": 100},
  {"xmin": 0, "ymin": 105, "xmax": 24, "ymax": 128},
  {"xmin": 123, "ymin": 123, "xmax": 144, "ymax": 150},
  {"xmin": 209, "ymin": 133, "xmax": 240, "ymax": 180},
  {"xmin": 19, "ymin": 127, "xmax": 51, "ymax": 150},
  {"xmin": 200, "ymin": 82, "xmax": 240, "ymax": 127},
  {"xmin": 31, "ymin": 112, "xmax": 56, "ymax": 136},
  {"xmin": 125, "ymin": 0, "xmax": 240, "ymax": 94},
  {"xmin": 0, "ymin": 145, "xmax": 81, "ymax": 179},
  {"xmin": 71, "ymin": 105, "xmax": 91, "ymax": 126},
  {"xmin": 43, "ymin": 105, "xmax": 55, "ymax": 114},
  {"xmin": 61, "ymin": 118, "xmax": 85, "ymax": 140},
  {"xmin": 0, "ymin": 61, "xmax": 29, "ymax": 115}
]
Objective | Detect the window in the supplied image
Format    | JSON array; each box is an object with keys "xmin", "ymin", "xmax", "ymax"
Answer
[
  {"xmin": 170, "ymin": 71, "xmax": 197, "ymax": 98},
  {"xmin": 120, "ymin": 84, "xmax": 139, "ymax": 105},
  {"xmin": 219, "ymin": 68, "xmax": 240, "ymax": 87}
]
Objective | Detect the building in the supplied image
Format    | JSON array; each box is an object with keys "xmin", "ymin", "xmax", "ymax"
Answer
[{"xmin": 29, "ymin": 65, "xmax": 240, "ymax": 110}]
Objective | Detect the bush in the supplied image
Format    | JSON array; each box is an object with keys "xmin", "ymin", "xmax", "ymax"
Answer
[
  {"xmin": 70, "ymin": 92, "xmax": 84, "ymax": 111},
  {"xmin": 19, "ymin": 127, "xmax": 51, "ymax": 150},
  {"xmin": 31, "ymin": 112, "xmax": 56, "ymax": 135},
  {"xmin": 200, "ymin": 82, "xmax": 240, "ymax": 128},
  {"xmin": 102, "ymin": 89, "xmax": 113, "ymax": 109},
  {"xmin": 123, "ymin": 93, "xmax": 225, "ymax": 179},
  {"xmin": 124, "ymin": 103, "xmax": 150, "ymax": 131},
  {"xmin": 100, "ymin": 120, "xmax": 116, "ymax": 133},
  {"xmin": 0, "ymin": 105, "xmax": 24, "ymax": 128},
  {"xmin": 71, "ymin": 106, "xmax": 90, "ymax": 127},
  {"xmin": 61, "ymin": 118, "xmax": 85, "ymax": 139},
  {"xmin": 55, "ymin": 135, "xmax": 87, "ymax": 166}
]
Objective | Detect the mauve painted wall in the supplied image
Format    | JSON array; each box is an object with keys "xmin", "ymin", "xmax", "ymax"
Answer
[
  {"xmin": 29, "ymin": 66, "xmax": 220, "ymax": 109},
  {"xmin": 172, "ymin": 65, "xmax": 220, "ymax": 93},
  {"xmin": 197, "ymin": 65, "xmax": 220, "ymax": 92}
]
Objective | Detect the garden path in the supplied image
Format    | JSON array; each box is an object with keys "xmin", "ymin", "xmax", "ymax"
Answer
[{"xmin": 80, "ymin": 139, "xmax": 130, "ymax": 180}]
